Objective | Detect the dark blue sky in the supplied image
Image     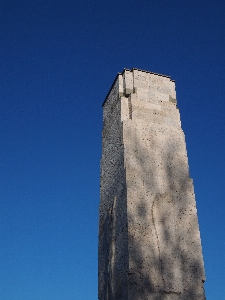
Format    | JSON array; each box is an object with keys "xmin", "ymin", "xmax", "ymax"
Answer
[{"xmin": 1, "ymin": 1, "xmax": 224, "ymax": 299}]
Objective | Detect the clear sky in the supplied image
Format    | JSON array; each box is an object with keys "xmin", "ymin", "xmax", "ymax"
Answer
[{"xmin": 1, "ymin": 1, "xmax": 224, "ymax": 299}]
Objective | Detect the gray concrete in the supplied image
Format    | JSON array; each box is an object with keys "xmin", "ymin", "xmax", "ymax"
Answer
[{"xmin": 99, "ymin": 69, "xmax": 206, "ymax": 299}]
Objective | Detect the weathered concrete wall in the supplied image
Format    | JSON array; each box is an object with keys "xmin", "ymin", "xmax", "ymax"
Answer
[
  {"xmin": 99, "ymin": 74, "xmax": 128, "ymax": 299},
  {"xmin": 99, "ymin": 69, "xmax": 205, "ymax": 300}
]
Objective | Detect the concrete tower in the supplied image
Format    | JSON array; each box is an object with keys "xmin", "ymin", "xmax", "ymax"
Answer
[{"xmin": 99, "ymin": 69, "xmax": 205, "ymax": 300}]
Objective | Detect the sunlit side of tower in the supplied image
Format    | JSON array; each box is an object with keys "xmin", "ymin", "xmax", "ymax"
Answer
[{"xmin": 99, "ymin": 69, "xmax": 205, "ymax": 300}]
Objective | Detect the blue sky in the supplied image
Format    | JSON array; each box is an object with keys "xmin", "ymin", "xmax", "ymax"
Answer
[{"xmin": 0, "ymin": 1, "xmax": 224, "ymax": 299}]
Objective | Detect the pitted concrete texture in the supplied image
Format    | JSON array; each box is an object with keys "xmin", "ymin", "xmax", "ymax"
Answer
[{"xmin": 99, "ymin": 69, "xmax": 206, "ymax": 300}]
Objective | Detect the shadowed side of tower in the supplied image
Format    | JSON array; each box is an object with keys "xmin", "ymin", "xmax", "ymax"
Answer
[{"xmin": 99, "ymin": 69, "xmax": 206, "ymax": 300}]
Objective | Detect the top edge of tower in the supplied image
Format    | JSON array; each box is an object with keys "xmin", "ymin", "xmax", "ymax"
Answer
[
  {"xmin": 102, "ymin": 68, "xmax": 175, "ymax": 107},
  {"xmin": 129, "ymin": 68, "xmax": 173, "ymax": 79}
]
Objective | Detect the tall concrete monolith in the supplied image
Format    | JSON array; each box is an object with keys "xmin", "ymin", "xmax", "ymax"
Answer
[{"xmin": 99, "ymin": 68, "xmax": 206, "ymax": 300}]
